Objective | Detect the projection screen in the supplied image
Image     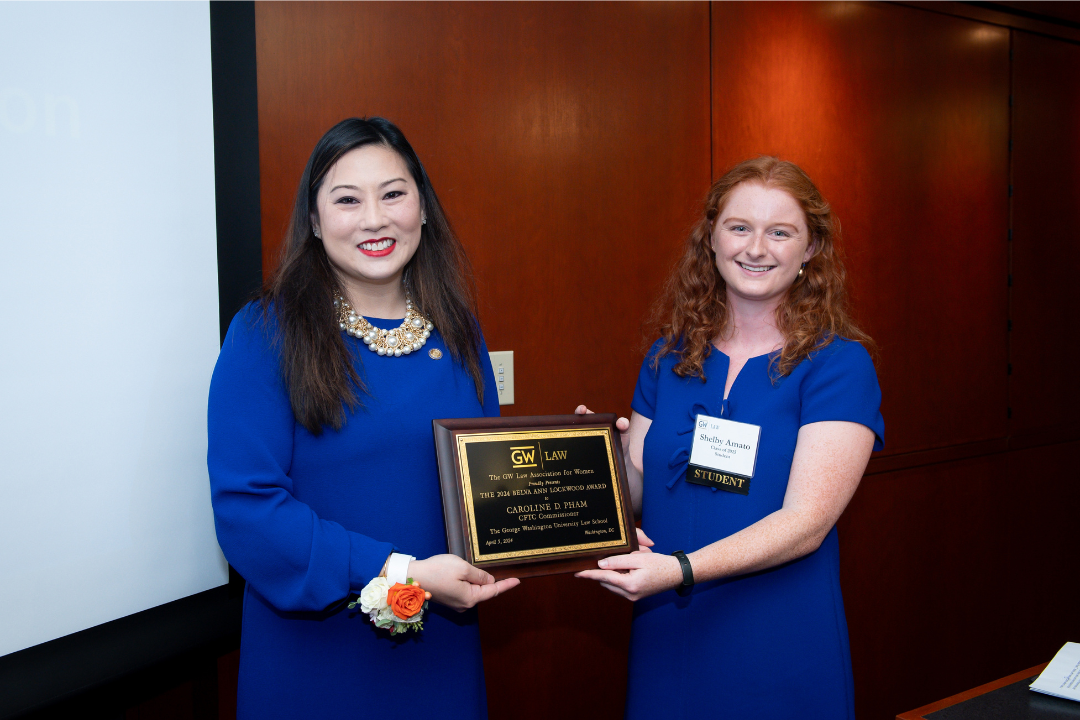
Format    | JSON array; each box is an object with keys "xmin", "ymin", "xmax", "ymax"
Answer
[{"xmin": 0, "ymin": 1, "xmax": 228, "ymax": 659}]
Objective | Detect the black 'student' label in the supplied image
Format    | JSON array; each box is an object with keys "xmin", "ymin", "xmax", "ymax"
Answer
[{"xmin": 685, "ymin": 464, "xmax": 750, "ymax": 495}]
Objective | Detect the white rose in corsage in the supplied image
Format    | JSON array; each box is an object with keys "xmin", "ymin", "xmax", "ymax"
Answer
[
  {"xmin": 357, "ymin": 576, "xmax": 390, "ymax": 613},
  {"xmin": 348, "ymin": 577, "xmax": 432, "ymax": 635}
]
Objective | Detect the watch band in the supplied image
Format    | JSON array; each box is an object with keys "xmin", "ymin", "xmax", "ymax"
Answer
[{"xmin": 672, "ymin": 550, "xmax": 694, "ymax": 596}]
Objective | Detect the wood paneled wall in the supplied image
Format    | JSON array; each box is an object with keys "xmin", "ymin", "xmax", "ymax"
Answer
[
  {"xmin": 255, "ymin": 1, "xmax": 710, "ymax": 424},
  {"xmin": 1011, "ymin": 31, "xmax": 1080, "ymax": 443},
  {"xmin": 251, "ymin": 3, "xmax": 1080, "ymax": 720},
  {"xmin": 712, "ymin": 2, "xmax": 1010, "ymax": 458},
  {"xmin": 838, "ymin": 440, "xmax": 1080, "ymax": 717}
]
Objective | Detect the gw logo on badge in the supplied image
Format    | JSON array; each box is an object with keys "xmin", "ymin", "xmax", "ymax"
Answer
[{"xmin": 510, "ymin": 446, "xmax": 537, "ymax": 468}]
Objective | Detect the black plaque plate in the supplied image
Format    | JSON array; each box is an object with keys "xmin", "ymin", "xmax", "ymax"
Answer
[{"xmin": 432, "ymin": 414, "xmax": 638, "ymax": 579}]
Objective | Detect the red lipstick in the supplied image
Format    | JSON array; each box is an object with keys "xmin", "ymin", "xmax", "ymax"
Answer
[{"xmin": 358, "ymin": 237, "xmax": 396, "ymax": 257}]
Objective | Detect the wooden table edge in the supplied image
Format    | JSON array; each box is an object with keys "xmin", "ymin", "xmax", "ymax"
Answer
[{"xmin": 896, "ymin": 662, "xmax": 1049, "ymax": 719}]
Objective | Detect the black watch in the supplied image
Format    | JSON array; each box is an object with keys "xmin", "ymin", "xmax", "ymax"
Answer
[{"xmin": 672, "ymin": 550, "xmax": 694, "ymax": 596}]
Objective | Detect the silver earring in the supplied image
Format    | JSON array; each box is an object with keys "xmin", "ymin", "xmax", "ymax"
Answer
[
  {"xmin": 313, "ymin": 227, "xmax": 320, "ymax": 238},
  {"xmin": 421, "ymin": 217, "xmax": 427, "ymax": 226}
]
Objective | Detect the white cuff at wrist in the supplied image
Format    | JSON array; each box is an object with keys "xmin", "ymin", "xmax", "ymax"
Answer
[{"xmin": 386, "ymin": 553, "xmax": 414, "ymax": 585}]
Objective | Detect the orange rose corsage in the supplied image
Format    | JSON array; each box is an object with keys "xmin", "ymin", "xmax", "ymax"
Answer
[
  {"xmin": 387, "ymin": 582, "xmax": 428, "ymax": 619},
  {"xmin": 349, "ymin": 577, "xmax": 432, "ymax": 635}
]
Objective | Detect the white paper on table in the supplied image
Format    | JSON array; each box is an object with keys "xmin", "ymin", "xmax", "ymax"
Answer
[{"xmin": 1030, "ymin": 642, "xmax": 1080, "ymax": 702}]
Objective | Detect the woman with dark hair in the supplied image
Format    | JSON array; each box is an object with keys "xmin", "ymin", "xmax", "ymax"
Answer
[
  {"xmin": 577, "ymin": 157, "xmax": 883, "ymax": 719},
  {"xmin": 208, "ymin": 117, "xmax": 517, "ymax": 718}
]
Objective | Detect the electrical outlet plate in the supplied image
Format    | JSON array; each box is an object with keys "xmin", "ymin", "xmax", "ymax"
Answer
[{"xmin": 488, "ymin": 351, "xmax": 514, "ymax": 405}]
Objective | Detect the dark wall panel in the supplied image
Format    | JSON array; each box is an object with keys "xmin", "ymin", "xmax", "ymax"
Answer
[
  {"xmin": 1010, "ymin": 31, "xmax": 1080, "ymax": 441},
  {"xmin": 711, "ymin": 2, "xmax": 1011, "ymax": 456},
  {"xmin": 838, "ymin": 440, "xmax": 1080, "ymax": 719},
  {"xmin": 254, "ymin": 4, "xmax": 711, "ymax": 719}
]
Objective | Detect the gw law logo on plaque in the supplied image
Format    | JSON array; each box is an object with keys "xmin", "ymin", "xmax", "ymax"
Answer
[
  {"xmin": 510, "ymin": 445, "xmax": 570, "ymax": 468},
  {"xmin": 511, "ymin": 446, "xmax": 537, "ymax": 468}
]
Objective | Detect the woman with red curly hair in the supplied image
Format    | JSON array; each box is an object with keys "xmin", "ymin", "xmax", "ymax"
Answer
[{"xmin": 578, "ymin": 157, "xmax": 884, "ymax": 719}]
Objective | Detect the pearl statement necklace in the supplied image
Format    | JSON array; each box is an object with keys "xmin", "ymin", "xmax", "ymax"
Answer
[{"xmin": 335, "ymin": 295, "xmax": 434, "ymax": 357}]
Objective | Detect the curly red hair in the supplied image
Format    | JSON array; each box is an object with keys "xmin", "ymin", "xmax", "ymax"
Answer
[{"xmin": 651, "ymin": 156, "xmax": 874, "ymax": 380}]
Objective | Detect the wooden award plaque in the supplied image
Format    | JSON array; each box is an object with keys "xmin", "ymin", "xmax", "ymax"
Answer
[{"xmin": 432, "ymin": 414, "xmax": 639, "ymax": 579}]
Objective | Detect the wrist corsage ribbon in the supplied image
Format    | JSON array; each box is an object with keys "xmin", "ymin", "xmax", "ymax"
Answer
[{"xmin": 349, "ymin": 577, "xmax": 432, "ymax": 635}]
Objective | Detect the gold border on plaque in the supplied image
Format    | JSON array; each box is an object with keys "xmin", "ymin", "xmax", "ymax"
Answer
[{"xmin": 456, "ymin": 429, "xmax": 629, "ymax": 564}]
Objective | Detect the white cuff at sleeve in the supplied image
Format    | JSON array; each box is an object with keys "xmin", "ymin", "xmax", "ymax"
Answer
[{"xmin": 386, "ymin": 553, "xmax": 415, "ymax": 585}]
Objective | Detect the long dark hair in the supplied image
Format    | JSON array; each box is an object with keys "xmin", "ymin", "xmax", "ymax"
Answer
[
  {"xmin": 651, "ymin": 156, "xmax": 874, "ymax": 380},
  {"xmin": 261, "ymin": 117, "xmax": 485, "ymax": 434}
]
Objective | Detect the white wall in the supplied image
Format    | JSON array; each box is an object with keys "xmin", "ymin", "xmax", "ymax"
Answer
[{"xmin": 0, "ymin": 1, "xmax": 227, "ymax": 658}]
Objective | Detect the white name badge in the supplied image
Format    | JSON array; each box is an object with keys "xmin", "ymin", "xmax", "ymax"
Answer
[{"xmin": 686, "ymin": 414, "xmax": 761, "ymax": 494}]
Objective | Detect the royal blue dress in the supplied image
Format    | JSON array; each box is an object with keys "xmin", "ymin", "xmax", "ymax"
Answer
[
  {"xmin": 627, "ymin": 338, "xmax": 884, "ymax": 720},
  {"xmin": 207, "ymin": 305, "xmax": 499, "ymax": 719}
]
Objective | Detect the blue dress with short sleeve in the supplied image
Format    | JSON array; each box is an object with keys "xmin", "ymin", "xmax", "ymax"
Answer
[
  {"xmin": 207, "ymin": 304, "xmax": 499, "ymax": 719},
  {"xmin": 627, "ymin": 338, "xmax": 884, "ymax": 720}
]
